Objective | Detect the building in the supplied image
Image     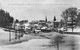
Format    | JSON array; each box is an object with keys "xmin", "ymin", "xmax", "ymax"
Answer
[{"xmin": 54, "ymin": 21, "xmax": 60, "ymax": 28}]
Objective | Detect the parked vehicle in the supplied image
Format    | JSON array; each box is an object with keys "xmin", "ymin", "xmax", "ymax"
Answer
[
  {"xmin": 25, "ymin": 27, "xmax": 31, "ymax": 34},
  {"xmin": 40, "ymin": 26, "xmax": 52, "ymax": 32},
  {"xmin": 58, "ymin": 27, "xmax": 66, "ymax": 33},
  {"xmin": 34, "ymin": 29, "xmax": 41, "ymax": 33}
]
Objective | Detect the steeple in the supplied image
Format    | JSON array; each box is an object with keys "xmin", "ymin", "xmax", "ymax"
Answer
[
  {"xmin": 45, "ymin": 16, "xmax": 47, "ymax": 22},
  {"xmin": 53, "ymin": 16, "xmax": 56, "ymax": 21},
  {"xmin": 52, "ymin": 16, "xmax": 56, "ymax": 28}
]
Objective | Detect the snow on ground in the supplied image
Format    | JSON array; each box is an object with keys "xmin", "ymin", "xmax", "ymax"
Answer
[
  {"xmin": 66, "ymin": 27, "xmax": 80, "ymax": 32},
  {"xmin": 0, "ymin": 28, "xmax": 15, "ymax": 40},
  {"xmin": 0, "ymin": 29, "xmax": 57, "ymax": 50},
  {"xmin": 1, "ymin": 28, "xmax": 80, "ymax": 50},
  {"xmin": 1, "ymin": 34, "xmax": 80, "ymax": 50},
  {"xmin": 1, "ymin": 39, "xmax": 51, "ymax": 50},
  {"xmin": 1, "ymin": 35, "xmax": 80, "ymax": 50},
  {"xmin": 0, "ymin": 28, "xmax": 15, "ymax": 45},
  {"xmin": 0, "ymin": 28, "xmax": 52, "ymax": 50}
]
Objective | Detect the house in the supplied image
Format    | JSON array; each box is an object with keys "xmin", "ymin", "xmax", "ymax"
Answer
[
  {"xmin": 53, "ymin": 21, "xmax": 60, "ymax": 28},
  {"xmin": 14, "ymin": 23, "xmax": 21, "ymax": 30},
  {"xmin": 22, "ymin": 23, "xmax": 31, "ymax": 30}
]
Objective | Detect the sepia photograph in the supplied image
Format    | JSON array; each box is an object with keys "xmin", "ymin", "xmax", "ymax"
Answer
[{"xmin": 0, "ymin": 0, "xmax": 80, "ymax": 50}]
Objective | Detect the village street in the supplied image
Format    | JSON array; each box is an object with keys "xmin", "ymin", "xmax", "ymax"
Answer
[
  {"xmin": 0, "ymin": 28, "xmax": 79, "ymax": 50},
  {"xmin": 0, "ymin": 28, "xmax": 59, "ymax": 50},
  {"xmin": 0, "ymin": 28, "xmax": 59, "ymax": 46},
  {"xmin": 0, "ymin": 0, "xmax": 80, "ymax": 50}
]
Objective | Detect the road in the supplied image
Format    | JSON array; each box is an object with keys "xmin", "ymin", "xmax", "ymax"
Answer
[
  {"xmin": 0, "ymin": 28, "xmax": 80, "ymax": 50},
  {"xmin": 0, "ymin": 29, "xmax": 60, "ymax": 46},
  {"xmin": 1, "ymin": 35, "xmax": 80, "ymax": 50}
]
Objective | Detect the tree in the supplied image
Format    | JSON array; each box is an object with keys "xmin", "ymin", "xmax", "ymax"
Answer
[
  {"xmin": 0, "ymin": 9, "xmax": 14, "ymax": 28},
  {"xmin": 0, "ymin": 9, "xmax": 14, "ymax": 41},
  {"xmin": 50, "ymin": 35, "xmax": 65, "ymax": 50},
  {"xmin": 75, "ymin": 12, "xmax": 80, "ymax": 26},
  {"xmin": 19, "ymin": 20, "xmax": 28, "ymax": 24},
  {"xmin": 58, "ymin": 19, "xmax": 65, "ymax": 28},
  {"xmin": 61, "ymin": 7, "xmax": 78, "ymax": 31}
]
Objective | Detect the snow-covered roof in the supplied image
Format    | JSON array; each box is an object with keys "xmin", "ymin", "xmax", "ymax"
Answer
[{"xmin": 23, "ymin": 23, "xmax": 30, "ymax": 27}]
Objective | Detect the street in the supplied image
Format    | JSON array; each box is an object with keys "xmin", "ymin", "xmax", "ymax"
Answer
[{"xmin": 0, "ymin": 28, "xmax": 80, "ymax": 50}]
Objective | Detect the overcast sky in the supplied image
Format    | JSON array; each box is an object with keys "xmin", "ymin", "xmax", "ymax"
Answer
[{"xmin": 0, "ymin": 0, "xmax": 80, "ymax": 21}]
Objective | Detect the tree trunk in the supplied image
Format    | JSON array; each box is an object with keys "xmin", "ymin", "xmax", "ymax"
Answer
[
  {"xmin": 15, "ymin": 31, "xmax": 17, "ymax": 39},
  {"xmin": 9, "ymin": 31, "xmax": 11, "ymax": 41},
  {"xmin": 65, "ymin": 17, "xmax": 68, "ymax": 31}
]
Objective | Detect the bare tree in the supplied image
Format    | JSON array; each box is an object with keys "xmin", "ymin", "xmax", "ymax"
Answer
[
  {"xmin": 50, "ymin": 35, "xmax": 65, "ymax": 50},
  {"xmin": 61, "ymin": 7, "xmax": 78, "ymax": 32}
]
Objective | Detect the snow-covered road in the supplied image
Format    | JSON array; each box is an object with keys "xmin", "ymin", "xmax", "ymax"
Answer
[
  {"xmin": 0, "ymin": 28, "xmax": 80, "ymax": 50},
  {"xmin": 1, "ymin": 39, "xmax": 51, "ymax": 50},
  {"xmin": 1, "ymin": 35, "xmax": 80, "ymax": 50}
]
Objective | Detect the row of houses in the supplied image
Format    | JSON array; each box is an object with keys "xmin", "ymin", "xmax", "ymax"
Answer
[{"xmin": 12, "ymin": 17, "xmax": 60, "ymax": 33}]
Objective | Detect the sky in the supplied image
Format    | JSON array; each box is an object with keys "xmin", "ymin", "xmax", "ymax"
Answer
[{"xmin": 0, "ymin": 0, "xmax": 80, "ymax": 22}]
